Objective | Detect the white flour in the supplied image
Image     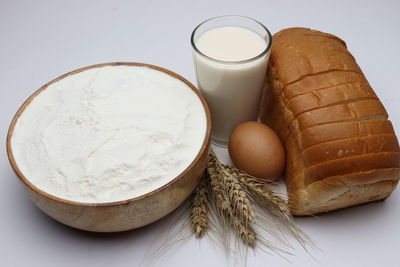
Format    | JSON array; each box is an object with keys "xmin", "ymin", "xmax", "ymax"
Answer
[{"xmin": 11, "ymin": 65, "xmax": 207, "ymax": 203}]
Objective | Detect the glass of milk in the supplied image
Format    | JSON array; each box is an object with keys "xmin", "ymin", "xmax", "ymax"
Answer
[{"xmin": 191, "ymin": 15, "xmax": 272, "ymax": 147}]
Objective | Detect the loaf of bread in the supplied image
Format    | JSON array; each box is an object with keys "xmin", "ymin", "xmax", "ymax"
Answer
[{"xmin": 259, "ymin": 27, "xmax": 400, "ymax": 215}]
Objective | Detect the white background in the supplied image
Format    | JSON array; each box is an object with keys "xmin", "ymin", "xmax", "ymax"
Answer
[{"xmin": 1, "ymin": 0, "xmax": 399, "ymax": 266}]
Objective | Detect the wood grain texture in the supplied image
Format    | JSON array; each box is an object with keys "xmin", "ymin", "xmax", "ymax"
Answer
[{"xmin": 7, "ymin": 62, "xmax": 211, "ymax": 232}]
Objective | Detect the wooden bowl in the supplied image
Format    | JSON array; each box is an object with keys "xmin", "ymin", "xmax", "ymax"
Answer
[{"xmin": 6, "ymin": 62, "xmax": 211, "ymax": 232}]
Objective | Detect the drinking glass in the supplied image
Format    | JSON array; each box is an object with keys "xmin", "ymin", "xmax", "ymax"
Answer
[{"xmin": 191, "ymin": 15, "xmax": 272, "ymax": 147}]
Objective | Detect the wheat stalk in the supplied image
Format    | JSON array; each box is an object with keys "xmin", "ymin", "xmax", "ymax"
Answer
[
  {"xmin": 223, "ymin": 164, "xmax": 291, "ymax": 215},
  {"xmin": 188, "ymin": 173, "xmax": 210, "ymax": 238},
  {"xmin": 225, "ymin": 173, "xmax": 257, "ymax": 224},
  {"xmin": 209, "ymin": 152, "xmax": 256, "ymax": 225},
  {"xmin": 208, "ymin": 151, "xmax": 257, "ymax": 248},
  {"xmin": 187, "ymin": 149, "xmax": 312, "ymax": 256},
  {"xmin": 207, "ymin": 156, "xmax": 231, "ymax": 213},
  {"xmin": 231, "ymin": 212, "xmax": 257, "ymax": 248},
  {"xmin": 222, "ymin": 163, "xmax": 313, "ymax": 252},
  {"xmin": 209, "ymin": 180, "xmax": 257, "ymax": 248},
  {"xmin": 148, "ymin": 150, "xmax": 313, "ymax": 267}
]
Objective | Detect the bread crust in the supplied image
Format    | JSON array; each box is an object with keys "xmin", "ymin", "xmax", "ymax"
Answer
[{"xmin": 260, "ymin": 27, "xmax": 400, "ymax": 215}]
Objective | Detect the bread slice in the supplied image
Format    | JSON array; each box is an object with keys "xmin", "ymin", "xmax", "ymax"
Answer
[
  {"xmin": 303, "ymin": 152, "xmax": 400, "ymax": 185},
  {"xmin": 259, "ymin": 27, "xmax": 400, "ymax": 215},
  {"xmin": 291, "ymin": 177, "xmax": 399, "ymax": 215},
  {"xmin": 300, "ymin": 120, "xmax": 396, "ymax": 148},
  {"xmin": 299, "ymin": 134, "xmax": 399, "ymax": 166},
  {"xmin": 289, "ymin": 133, "xmax": 399, "ymax": 170},
  {"xmin": 283, "ymin": 71, "xmax": 369, "ymax": 100},
  {"xmin": 286, "ymin": 82, "xmax": 377, "ymax": 116},
  {"xmin": 287, "ymin": 138, "xmax": 399, "ymax": 186},
  {"xmin": 293, "ymin": 99, "xmax": 387, "ymax": 131},
  {"xmin": 268, "ymin": 35, "xmax": 363, "ymax": 86},
  {"xmin": 261, "ymin": 68, "xmax": 383, "ymax": 145}
]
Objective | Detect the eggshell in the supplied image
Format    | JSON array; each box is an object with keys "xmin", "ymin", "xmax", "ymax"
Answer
[{"xmin": 228, "ymin": 121, "xmax": 285, "ymax": 181}]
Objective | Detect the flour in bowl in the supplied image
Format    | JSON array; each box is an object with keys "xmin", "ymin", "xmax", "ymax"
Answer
[{"xmin": 11, "ymin": 65, "xmax": 207, "ymax": 203}]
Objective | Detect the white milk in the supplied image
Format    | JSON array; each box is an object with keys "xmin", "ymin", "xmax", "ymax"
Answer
[{"xmin": 193, "ymin": 26, "xmax": 270, "ymax": 146}]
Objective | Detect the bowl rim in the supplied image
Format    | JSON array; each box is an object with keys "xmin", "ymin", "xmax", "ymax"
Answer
[{"xmin": 6, "ymin": 62, "xmax": 212, "ymax": 207}]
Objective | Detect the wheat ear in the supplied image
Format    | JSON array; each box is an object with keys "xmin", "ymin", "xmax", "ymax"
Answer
[
  {"xmin": 223, "ymin": 164, "xmax": 313, "ymax": 252},
  {"xmin": 223, "ymin": 164, "xmax": 291, "ymax": 215},
  {"xmin": 209, "ymin": 152, "xmax": 256, "ymax": 225},
  {"xmin": 188, "ymin": 173, "xmax": 210, "ymax": 238},
  {"xmin": 208, "ymin": 151, "xmax": 257, "ymax": 248}
]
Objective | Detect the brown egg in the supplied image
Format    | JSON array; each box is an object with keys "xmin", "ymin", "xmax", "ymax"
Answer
[{"xmin": 228, "ymin": 121, "xmax": 285, "ymax": 181}]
